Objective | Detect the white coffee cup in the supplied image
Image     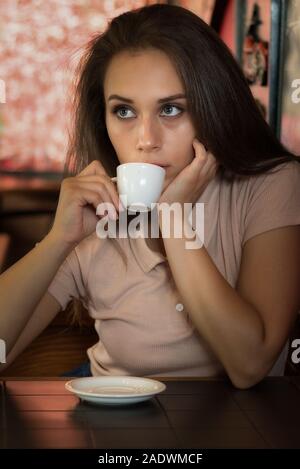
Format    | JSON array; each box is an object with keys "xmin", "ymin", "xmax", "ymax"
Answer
[{"xmin": 111, "ymin": 162, "xmax": 166, "ymax": 213}]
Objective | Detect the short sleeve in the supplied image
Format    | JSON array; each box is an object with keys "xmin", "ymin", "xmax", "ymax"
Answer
[
  {"xmin": 242, "ymin": 161, "xmax": 300, "ymax": 246},
  {"xmin": 47, "ymin": 247, "xmax": 88, "ymax": 311}
]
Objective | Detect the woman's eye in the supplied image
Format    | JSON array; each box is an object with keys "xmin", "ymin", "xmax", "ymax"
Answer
[
  {"xmin": 112, "ymin": 104, "xmax": 183, "ymax": 119},
  {"xmin": 161, "ymin": 104, "xmax": 183, "ymax": 117},
  {"xmin": 113, "ymin": 107, "xmax": 135, "ymax": 119}
]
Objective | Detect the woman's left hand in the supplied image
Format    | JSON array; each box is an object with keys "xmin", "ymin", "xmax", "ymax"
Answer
[{"xmin": 158, "ymin": 138, "xmax": 219, "ymax": 209}]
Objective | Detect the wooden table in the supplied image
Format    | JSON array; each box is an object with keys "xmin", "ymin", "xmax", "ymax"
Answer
[{"xmin": 1, "ymin": 376, "xmax": 300, "ymax": 449}]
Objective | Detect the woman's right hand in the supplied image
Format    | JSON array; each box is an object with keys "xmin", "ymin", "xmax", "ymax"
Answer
[{"xmin": 49, "ymin": 160, "xmax": 123, "ymax": 247}]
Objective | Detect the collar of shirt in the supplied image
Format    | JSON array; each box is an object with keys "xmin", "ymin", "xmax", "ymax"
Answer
[
  {"xmin": 129, "ymin": 235, "xmax": 167, "ymax": 273},
  {"xmin": 122, "ymin": 174, "xmax": 220, "ymax": 274}
]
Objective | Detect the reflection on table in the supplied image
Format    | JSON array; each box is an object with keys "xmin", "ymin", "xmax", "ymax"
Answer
[{"xmin": 1, "ymin": 376, "xmax": 300, "ymax": 449}]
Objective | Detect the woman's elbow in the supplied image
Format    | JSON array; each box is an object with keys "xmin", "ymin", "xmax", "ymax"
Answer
[
  {"xmin": 231, "ymin": 374, "xmax": 264, "ymax": 390},
  {"xmin": 228, "ymin": 363, "xmax": 269, "ymax": 390}
]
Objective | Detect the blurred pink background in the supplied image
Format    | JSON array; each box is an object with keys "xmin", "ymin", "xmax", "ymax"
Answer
[
  {"xmin": 0, "ymin": 0, "xmax": 161, "ymax": 174},
  {"xmin": 0, "ymin": 0, "xmax": 243, "ymax": 176}
]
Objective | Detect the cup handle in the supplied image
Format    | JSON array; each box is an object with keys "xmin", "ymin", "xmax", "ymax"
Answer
[{"xmin": 111, "ymin": 177, "xmax": 117, "ymax": 183}]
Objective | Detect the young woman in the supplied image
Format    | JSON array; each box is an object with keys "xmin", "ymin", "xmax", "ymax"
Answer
[{"xmin": 1, "ymin": 4, "xmax": 299, "ymax": 389}]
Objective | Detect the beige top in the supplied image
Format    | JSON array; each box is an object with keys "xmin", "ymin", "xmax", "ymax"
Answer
[{"xmin": 47, "ymin": 161, "xmax": 300, "ymax": 377}]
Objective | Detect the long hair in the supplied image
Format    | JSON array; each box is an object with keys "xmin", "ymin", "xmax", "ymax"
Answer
[
  {"xmin": 65, "ymin": 3, "xmax": 299, "ymax": 177},
  {"xmin": 63, "ymin": 3, "xmax": 299, "ymax": 322}
]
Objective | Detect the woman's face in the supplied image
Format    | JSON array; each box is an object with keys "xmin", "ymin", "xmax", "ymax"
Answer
[{"xmin": 104, "ymin": 48, "xmax": 197, "ymax": 188}]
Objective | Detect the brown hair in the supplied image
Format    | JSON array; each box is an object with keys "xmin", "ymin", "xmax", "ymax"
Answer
[{"xmin": 63, "ymin": 3, "xmax": 299, "ymax": 323}]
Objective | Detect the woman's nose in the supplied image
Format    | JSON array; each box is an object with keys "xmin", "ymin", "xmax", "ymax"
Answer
[{"xmin": 136, "ymin": 117, "xmax": 161, "ymax": 152}]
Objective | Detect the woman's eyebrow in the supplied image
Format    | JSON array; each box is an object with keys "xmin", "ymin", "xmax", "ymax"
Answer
[{"xmin": 108, "ymin": 94, "xmax": 186, "ymax": 103}]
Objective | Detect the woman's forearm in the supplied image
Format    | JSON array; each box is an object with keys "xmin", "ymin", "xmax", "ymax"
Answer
[
  {"xmin": 159, "ymin": 211, "xmax": 266, "ymax": 388},
  {"xmin": 0, "ymin": 233, "xmax": 75, "ymax": 353}
]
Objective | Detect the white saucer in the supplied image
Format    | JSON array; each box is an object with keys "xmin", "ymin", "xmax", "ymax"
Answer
[{"xmin": 65, "ymin": 376, "xmax": 166, "ymax": 406}]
